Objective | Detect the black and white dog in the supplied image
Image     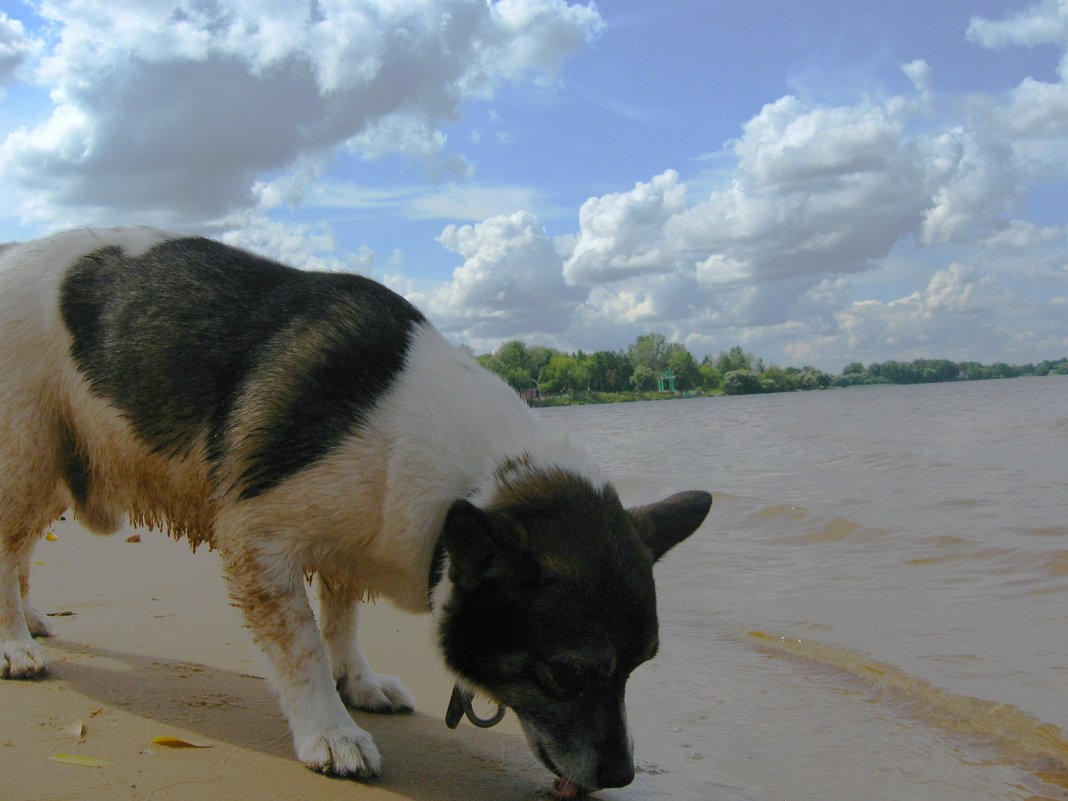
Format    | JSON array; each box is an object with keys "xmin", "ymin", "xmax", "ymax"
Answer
[{"xmin": 0, "ymin": 229, "xmax": 711, "ymax": 793}]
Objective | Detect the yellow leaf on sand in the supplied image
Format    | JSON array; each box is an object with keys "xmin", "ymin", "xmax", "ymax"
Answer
[
  {"xmin": 150, "ymin": 736, "xmax": 212, "ymax": 749},
  {"xmin": 45, "ymin": 531, "xmax": 58, "ymax": 541},
  {"xmin": 49, "ymin": 754, "xmax": 109, "ymax": 768}
]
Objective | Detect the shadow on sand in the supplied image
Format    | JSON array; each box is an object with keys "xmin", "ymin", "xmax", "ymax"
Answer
[{"xmin": 42, "ymin": 638, "xmax": 550, "ymax": 800}]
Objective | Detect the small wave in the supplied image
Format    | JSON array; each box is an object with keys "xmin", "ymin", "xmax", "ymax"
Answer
[
  {"xmin": 935, "ymin": 497, "xmax": 1000, "ymax": 511},
  {"xmin": 923, "ymin": 534, "xmax": 971, "ymax": 547},
  {"xmin": 1026, "ymin": 527, "xmax": 1068, "ymax": 539},
  {"xmin": 1045, "ymin": 417, "xmax": 1068, "ymax": 433},
  {"xmin": 743, "ymin": 504, "xmax": 883, "ymax": 545},
  {"xmin": 904, "ymin": 545, "xmax": 1016, "ymax": 569},
  {"xmin": 1039, "ymin": 551, "xmax": 1068, "ymax": 578},
  {"xmin": 745, "ymin": 630, "xmax": 1068, "ymax": 791},
  {"xmin": 905, "ymin": 540, "xmax": 1068, "ymax": 590},
  {"xmin": 749, "ymin": 503, "xmax": 810, "ymax": 522},
  {"xmin": 794, "ymin": 516, "xmax": 886, "ymax": 544}
]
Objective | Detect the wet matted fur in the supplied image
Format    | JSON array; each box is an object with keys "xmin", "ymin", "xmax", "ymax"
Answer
[{"xmin": 0, "ymin": 228, "xmax": 711, "ymax": 791}]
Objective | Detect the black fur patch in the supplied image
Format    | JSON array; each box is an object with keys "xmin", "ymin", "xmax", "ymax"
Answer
[
  {"xmin": 434, "ymin": 470, "xmax": 718, "ymax": 787},
  {"xmin": 441, "ymin": 469, "xmax": 660, "ymax": 671},
  {"xmin": 60, "ymin": 236, "xmax": 425, "ymax": 498},
  {"xmin": 438, "ymin": 469, "xmax": 659, "ymax": 785},
  {"xmin": 57, "ymin": 418, "xmax": 91, "ymax": 510}
]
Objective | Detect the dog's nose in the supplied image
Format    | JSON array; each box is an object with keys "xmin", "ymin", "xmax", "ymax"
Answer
[{"xmin": 596, "ymin": 757, "xmax": 635, "ymax": 788}]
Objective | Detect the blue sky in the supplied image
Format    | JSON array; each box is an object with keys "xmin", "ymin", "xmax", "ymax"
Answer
[{"xmin": 1, "ymin": 0, "xmax": 1065, "ymax": 371}]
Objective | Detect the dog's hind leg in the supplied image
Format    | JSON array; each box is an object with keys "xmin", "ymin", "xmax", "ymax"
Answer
[
  {"xmin": 318, "ymin": 579, "xmax": 415, "ymax": 714},
  {"xmin": 220, "ymin": 542, "xmax": 383, "ymax": 779}
]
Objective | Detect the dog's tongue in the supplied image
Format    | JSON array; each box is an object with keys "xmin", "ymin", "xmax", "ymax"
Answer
[{"xmin": 551, "ymin": 777, "xmax": 581, "ymax": 800}]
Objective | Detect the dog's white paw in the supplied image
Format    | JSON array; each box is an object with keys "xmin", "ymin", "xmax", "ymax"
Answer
[
  {"xmin": 337, "ymin": 672, "xmax": 415, "ymax": 714},
  {"xmin": 298, "ymin": 725, "xmax": 382, "ymax": 779},
  {"xmin": 1, "ymin": 639, "xmax": 49, "ymax": 679},
  {"xmin": 24, "ymin": 605, "xmax": 55, "ymax": 638}
]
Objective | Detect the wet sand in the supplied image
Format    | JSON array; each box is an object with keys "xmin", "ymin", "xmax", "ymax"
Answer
[{"xmin": 1, "ymin": 516, "xmax": 575, "ymax": 801}]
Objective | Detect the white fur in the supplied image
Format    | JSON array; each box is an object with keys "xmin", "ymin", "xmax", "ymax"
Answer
[
  {"xmin": 1, "ymin": 229, "xmax": 170, "ymax": 676},
  {"xmin": 0, "ymin": 229, "xmax": 604, "ymax": 774},
  {"xmin": 257, "ymin": 322, "xmax": 606, "ymax": 611}
]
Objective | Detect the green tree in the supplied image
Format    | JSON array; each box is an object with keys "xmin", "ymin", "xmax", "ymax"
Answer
[
  {"xmin": 538, "ymin": 354, "xmax": 590, "ymax": 394},
  {"xmin": 870, "ymin": 360, "xmax": 918, "ymax": 383},
  {"xmin": 722, "ymin": 369, "xmax": 763, "ymax": 395},
  {"xmin": 630, "ymin": 364, "xmax": 658, "ymax": 391},
  {"xmin": 497, "ymin": 340, "xmax": 530, "ymax": 373},
  {"xmin": 912, "ymin": 359, "xmax": 959, "ymax": 382},
  {"xmin": 477, "ymin": 353, "xmax": 502, "ymax": 374},
  {"xmin": 587, "ymin": 349, "xmax": 631, "ymax": 392},
  {"xmin": 715, "ymin": 345, "xmax": 753, "ymax": 375},
  {"xmin": 493, "ymin": 340, "xmax": 536, "ymax": 392},
  {"xmin": 526, "ymin": 345, "xmax": 559, "ymax": 382},
  {"xmin": 697, "ymin": 363, "xmax": 722, "ymax": 390},
  {"xmin": 989, "ymin": 362, "xmax": 1020, "ymax": 379},
  {"xmin": 798, "ymin": 366, "xmax": 831, "ymax": 390},
  {"xmin": 761, "ymin": 365, "xmax": 795, "ymax": 392},
  {"xmin": 628, "ymin": 333, "xmax": 670, "ymax": 375},
  {"xmin": 665, "ymin": 343, "xmax": 700, "ymax": 390}
]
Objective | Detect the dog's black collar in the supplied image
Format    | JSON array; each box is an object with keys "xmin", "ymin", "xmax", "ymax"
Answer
[{"xmin": 427, "ymin": 538, "xmax": 447, "ymax": 610}]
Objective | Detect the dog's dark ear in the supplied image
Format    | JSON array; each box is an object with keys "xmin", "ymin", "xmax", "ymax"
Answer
[
  {"xmin": 629, "ymin": 491, "xmax": 712, "ymax": 562},
  {"xmin": 442, "ymin": 499, "xmax": 526, "ymax": 588}
]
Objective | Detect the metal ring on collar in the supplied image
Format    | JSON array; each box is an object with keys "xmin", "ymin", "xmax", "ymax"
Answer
[{"xmin": 445, "ymin": 683, "xmax": 506, "ymax": 729}]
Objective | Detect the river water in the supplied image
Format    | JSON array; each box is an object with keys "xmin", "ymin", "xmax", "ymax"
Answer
[{"xmin": 536, "ymin": 376, "xmax": 1068, "ymax": 801}]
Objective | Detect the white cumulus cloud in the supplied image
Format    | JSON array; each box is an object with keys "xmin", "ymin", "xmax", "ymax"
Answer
[
  {"xmin": 966, "ymin": 0, "xmax": 1068, "ymax": 50},
  {"xmin": 0, "ymin": 0, "xmax": 602, "ymax": 227},
  {"xmin": 0, "ymin": 12, "xmax": 38, "ymax": 92},
  {"xmin": 836, "ymin": 264, "xmax": 1013, "ymax": 355},
  {"xmin": 423, "ymin": 25, "xmax": 1068, "ymax": 361},
  {"xmin": 563, "ymin": 170, "xmax": 688, "ymax": 284},
  {"xmin": 430, "ymin": 210, "xmax": 585, "ymax": 338},
  {"xmin": 670, "ymin": 93, "xmax": 930, "ymax": 291}
]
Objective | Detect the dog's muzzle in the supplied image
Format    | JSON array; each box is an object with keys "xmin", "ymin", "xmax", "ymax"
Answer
[{"xmin": 445, "ymin": 683, "xmax": 506, "ymax": 729}]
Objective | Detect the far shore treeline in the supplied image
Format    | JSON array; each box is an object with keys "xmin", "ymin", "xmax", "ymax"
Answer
[{"xmin": 467, "ymin": 333, "xmax": 1068, "ymax": 406}]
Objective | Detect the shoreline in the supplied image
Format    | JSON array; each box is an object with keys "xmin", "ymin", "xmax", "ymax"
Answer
[{"xmin": 528, "ymin": 372, "xmax": 1066, "ymax": 407}]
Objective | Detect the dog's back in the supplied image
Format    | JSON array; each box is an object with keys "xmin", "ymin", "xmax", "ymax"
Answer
[{"xmin": 0, "ymin": 229, "xmax": 443, "ymax": 549}]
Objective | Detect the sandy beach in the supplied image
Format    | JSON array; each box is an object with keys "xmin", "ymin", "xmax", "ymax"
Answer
[{"xmin": 0, "ymin": 515, "xmax": 588, "ymax": 801}]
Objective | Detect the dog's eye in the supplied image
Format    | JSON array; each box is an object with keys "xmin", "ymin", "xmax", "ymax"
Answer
[{"xmin": 536, "ymin": 661, "xmax": 604, "ymax": 698}]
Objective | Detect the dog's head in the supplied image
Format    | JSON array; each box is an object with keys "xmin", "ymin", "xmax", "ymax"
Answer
[{"xmin": 436, "ymin": 467, "xmax": 711, "ymax": 791}]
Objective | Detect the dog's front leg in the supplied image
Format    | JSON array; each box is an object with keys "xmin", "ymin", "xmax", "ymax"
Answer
[
  {"xmin": 0, "ymin": 534, "xmax": 49, "ymax": 678},
  {"xmin": 221, "ymin": 545, "xmax": 381, "ymax": 778},
  {"xmin": 18, "ymin": 549, "xmax": 55, "ymax": 638},
  {"xmin": 318, "ymin": 579, "xmax": 415, "ymax": 713}
]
